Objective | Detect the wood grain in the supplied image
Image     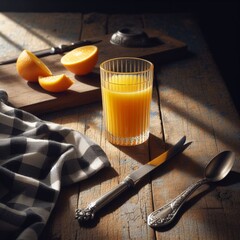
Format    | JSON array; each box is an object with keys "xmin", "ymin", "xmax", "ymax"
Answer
[
  {"xmin": 1, "ymin": 12, "xmax": 240, "ymax": 240},
  {"xmin": 0, "ymin": 13, "xmax": 83, "ymax": 59},
  {"xmin": 145, "ymin": 13, "xmax": 240, "ymax": 240}
]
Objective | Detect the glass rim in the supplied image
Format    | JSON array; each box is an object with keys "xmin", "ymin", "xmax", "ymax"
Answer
[{"xmin": 100, "ymin": 57, "xmax": 154, "ymax": 74}]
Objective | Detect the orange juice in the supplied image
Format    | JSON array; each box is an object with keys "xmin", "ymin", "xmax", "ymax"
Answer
[{"xmin": 102, "ymin": 75, "xmax": 152, "ymax": 145}]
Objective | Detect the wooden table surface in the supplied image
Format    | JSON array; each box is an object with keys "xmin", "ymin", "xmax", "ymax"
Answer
[{"xmin": 1, "ymin": 12, "xmax": 240, "ymax": 240}]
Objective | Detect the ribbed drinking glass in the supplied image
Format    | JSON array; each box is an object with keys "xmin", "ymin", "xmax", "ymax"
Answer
[{"xmin": 100, "ymin": 57, "xmax": 154, "ymax": 146}]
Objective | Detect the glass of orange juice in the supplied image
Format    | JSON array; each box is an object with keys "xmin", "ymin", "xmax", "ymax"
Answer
[{"xmin": 100, "ymin": 57, "xmax": 154, "ymax": 146}]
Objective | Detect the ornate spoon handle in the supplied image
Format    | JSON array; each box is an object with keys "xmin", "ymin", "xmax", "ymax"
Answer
[{"xmin": 148, "ymin": 178, "xmax": 209, "ymax": 227}]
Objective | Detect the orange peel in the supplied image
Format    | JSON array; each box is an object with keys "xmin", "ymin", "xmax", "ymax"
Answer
[
  {"xmin": 61, "ymin": 45, "xmax": 98, "ymax": 75},
  {"xmin": 38, "ymin": 74, "xmax": 74, "ymax": 93},
  {"xmin": 16, "ymin": 49, "xmax": 52, "ymax": 82}
]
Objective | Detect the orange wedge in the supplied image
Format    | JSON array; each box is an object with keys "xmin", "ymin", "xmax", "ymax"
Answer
[
  {"xmin": 16, "ymin": 49, "xmax": 52, "ymax": 82},
  {"xmin": 38, "ymin": 74, "xmax": 74, "ymax": 93},
  {"xmin": 61, "ymin": 45, "xmax": 98, "ymax": 75}
]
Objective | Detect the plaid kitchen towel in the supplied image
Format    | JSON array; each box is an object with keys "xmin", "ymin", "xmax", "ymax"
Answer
[{"xmin": 0, "ymin": 90, "xmax": 110, "ymax": 240}]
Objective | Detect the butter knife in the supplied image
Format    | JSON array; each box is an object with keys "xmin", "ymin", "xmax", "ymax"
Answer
[
  {"xmin": 0, "ymin": 39, "xmax": 102, "ymax": 65},
  {"xmin": 75, "ymin": 136, "xmax": 187, "ymax": 223}
]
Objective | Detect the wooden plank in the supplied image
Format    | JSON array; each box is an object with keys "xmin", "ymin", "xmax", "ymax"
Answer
[
  {"xmin": 0, "ymin": 13, "xmax": 83, "ymax": 59},
  {"xmin": 144, "ymin": 13, "xmax": 240, "ymax": 240}
]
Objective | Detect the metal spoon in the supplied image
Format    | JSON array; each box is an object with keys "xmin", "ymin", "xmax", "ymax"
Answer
[{"xmin": 148, "ymin": 151, "xmax": 235, "ymax": 228}]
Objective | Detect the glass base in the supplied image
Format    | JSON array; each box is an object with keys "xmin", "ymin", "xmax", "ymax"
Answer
[{"xmin": 105, "ymin": 131, "xmax": 149, "ymax": 146}]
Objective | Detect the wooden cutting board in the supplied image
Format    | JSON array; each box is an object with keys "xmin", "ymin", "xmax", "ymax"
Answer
[{"xmin": 0, "ymin": 29, "xmax": 187, "ymax": 114}]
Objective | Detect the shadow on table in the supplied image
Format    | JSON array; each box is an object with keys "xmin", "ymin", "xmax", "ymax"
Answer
[
  {"xmin": 116, "ymin": 133, "xmax": 203, "ymax": 181},
  {"xmin": 115, "ymin": 133, "xmax": 190, "ymax": 164}
]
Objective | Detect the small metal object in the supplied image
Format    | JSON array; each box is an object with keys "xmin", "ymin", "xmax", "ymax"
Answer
[
  {"xmin": 75, "ymin": 206, "xmax": 95, "ymax": 222},
  {"xmin": 75, "ymin": 136, "xmax": 188, "ymax": 223},
  {"xmin": 148, "ymin": 151, "xmax": 235, "ymax": 228},
  {"xmin": 110, "ymin": 27, "xmax": 151, "ymax": 47},
  {"xmin": 0, "ymin": 39, "xmax": 102, "ymax": 65}
]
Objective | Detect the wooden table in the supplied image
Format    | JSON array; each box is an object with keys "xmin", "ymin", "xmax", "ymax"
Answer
[{"xmin": 1, "ymin": 12, "xmax": 240, "ymax": 240}]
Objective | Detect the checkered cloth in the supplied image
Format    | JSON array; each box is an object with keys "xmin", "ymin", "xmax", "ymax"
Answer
[{"xmin": 0, "ymin": 90, "xmax": 110, "ymax": 240}]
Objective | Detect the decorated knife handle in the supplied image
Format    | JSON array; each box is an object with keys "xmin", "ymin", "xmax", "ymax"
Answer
[{"xmin": 75, "ymin": 177, "xmax": 134, "ymax": 222}]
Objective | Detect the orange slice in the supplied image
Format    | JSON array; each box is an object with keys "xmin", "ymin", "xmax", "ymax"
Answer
[
  {"xmin": 38, "ymin": 74, "xmax": 74, "ymax": 92},
  {"xmin": 16, "ymin": 49, "xmax": 52, "ymax": 82},
  {"xmin": 61, "ymin": 45, "xmax": 98, "ymax": 75}
]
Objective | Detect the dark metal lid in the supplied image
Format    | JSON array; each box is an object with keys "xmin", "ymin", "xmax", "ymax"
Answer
[{"xmin": 110, "ymin": 28, "xmax": 151, "ymax": 47}]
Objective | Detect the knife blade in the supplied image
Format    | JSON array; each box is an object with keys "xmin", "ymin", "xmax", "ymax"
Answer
[
  {"xmin": 75, "ymin": 136, "xmax": 187, "ymax": 223},
  {"xmin": 0, "ymin": 39, "xmax": 102, "ymax": 65}
]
